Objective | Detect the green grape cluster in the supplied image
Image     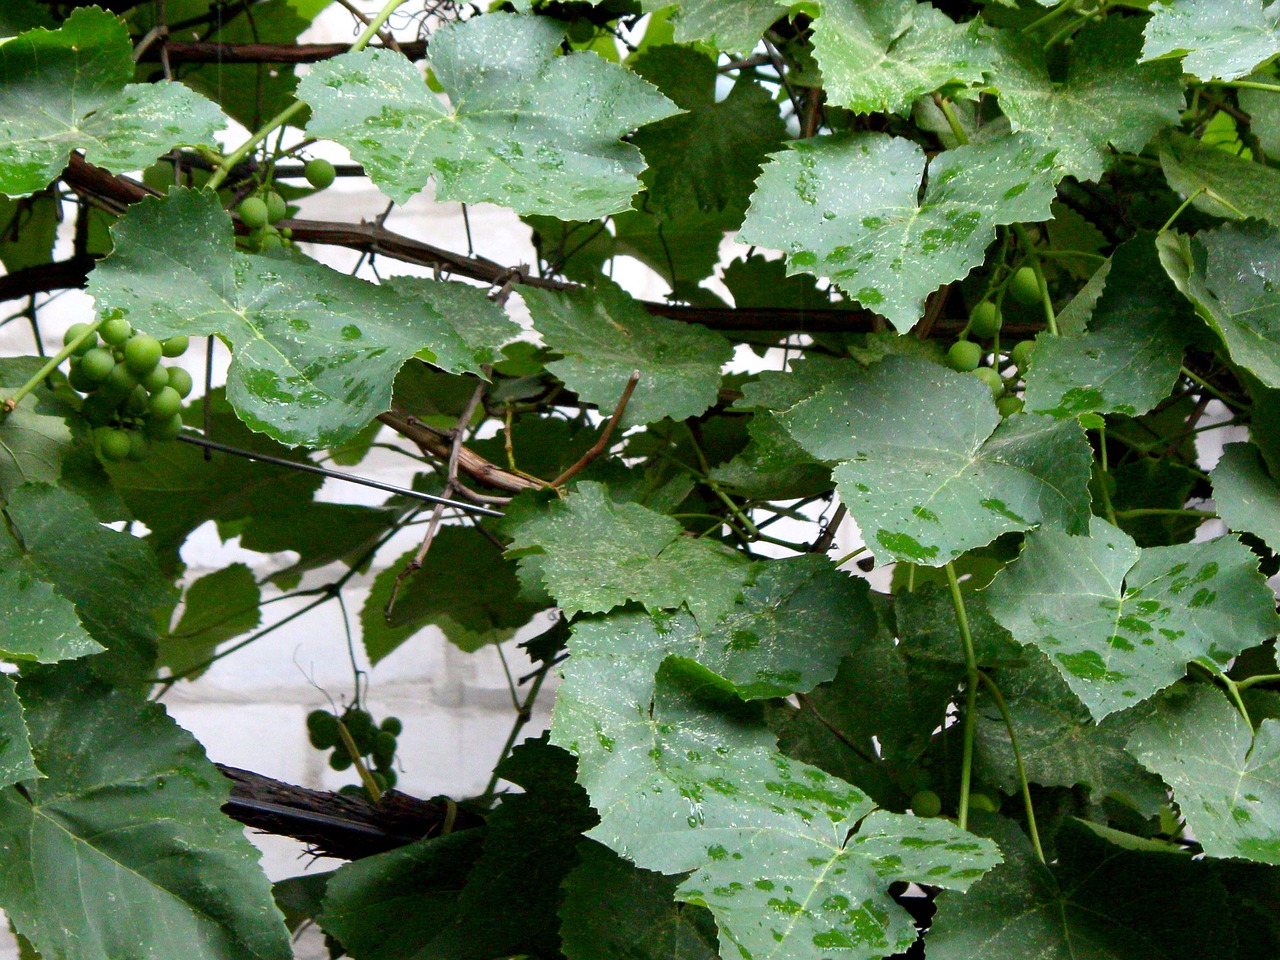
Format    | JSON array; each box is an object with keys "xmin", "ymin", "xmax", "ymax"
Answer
[
  {"xmin": 63, "ymin": 318, "xmax": 192, "ymax": 462},
  {"xmin": 307, "ymin": 707, "xmax": 401, "ymax": 796},
  {"xmin": 237, "ymin": 189, "xmax": 293, "ymax": 252}
]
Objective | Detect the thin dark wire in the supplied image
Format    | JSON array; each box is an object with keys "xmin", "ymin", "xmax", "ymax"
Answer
[{"xmin": 175, "ymin": 432, "xmax": 504, "ymax": 516}]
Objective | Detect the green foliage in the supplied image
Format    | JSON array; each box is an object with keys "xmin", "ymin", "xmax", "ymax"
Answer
[{"xmin": 0, "ymin": 3, "xmax": 1278, "ymax": 959}]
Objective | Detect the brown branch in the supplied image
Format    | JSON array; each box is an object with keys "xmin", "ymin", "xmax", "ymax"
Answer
[
  {"xmin": 219, "ymin": 763, "xmax": 483, "ymax": 861},
  {"xmin": 377, "ymin": 411, "xmax": 541, "ymax": 495},
  {"xmin": 136, "ymin": 39, "xmax": 429, "ymax": 64},
  {"xmin": 552, "ymin": 369, "xmax": 640, "ymax": 487}
]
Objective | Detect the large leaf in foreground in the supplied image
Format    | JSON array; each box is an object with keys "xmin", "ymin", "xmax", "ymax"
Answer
[
  {"xmin": 0, "ymin": 531, "xmax": 101, "ymax": 664},
  {"xmin": 988, "ymin": 19, "xmax": 1183, "ymax": 183},
  {"xmin": 1212, "ymin": 441, "xmax": 1280, "ymax": 551},
  {"xmin": 0, "ymin": 7, "xmax": 224, "ymax": 197},
  {"xmin": 299, "ymin": 13, "xmax": 678, "ymax": 217},
  {"xmin": 1159, "ymin": 129, "xmax": 1280, "ymax": 226},
  {"xmin": 0, "ymin": 663, "xmax": 292, "ymax": 960},
  {"xmin": 553, "ymin": 611, "xmax": 1001, "ymax": 960},
  {"xmin": 523, "ymin": 281, "xmax": 732, "ymax": 427},
  {"xmin": 928, "ymin": 816, "xmax": 1232, "ymax": 960},
  {"xmin": 0, "ymin": 676, "xmax": 37, "ymax": 790},
  {"xmin": 1142, "ymin": 0, "xmax": 1280, "ymax": 81},
  {"xmin": 1159, "ymin": 221, "xmax": 1280, "ymax": 388},
  {"xmin": 89, "ymin": 189, "xmax": 503, "ymax": 446},
  {"xmin": 985, "ymin": 517, "xmax": 1280, "ymax": 719},
  {"xmin": 1129, "ymin": 683, "xmax": 1280, "ymax": 864},
  {"xmin": 1023, "ymin": 233, "xmax": 1195, "ymax": 419},
  {"xmin": 780, "ymin": 355, "xmax": 1092, "ymax": 565},
  {"xmin": 809, "ymin": 0, "xmax": 992, "ymax": 116},
  {"xmin": 739, "ymin": 133, "xmax": 1057, "ymax": 330}
]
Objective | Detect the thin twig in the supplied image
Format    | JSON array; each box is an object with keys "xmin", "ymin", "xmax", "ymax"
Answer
[
  {"xmin": 809, "ymin": 503, "xmax": 847, "ymax": 554},
  {"xmin": 552, "ymin": 370, "xmax": 640, "ymax": 487},
  {"xmin": 333, "ymin": 0, "xmax": 403, "ymax": 53}
]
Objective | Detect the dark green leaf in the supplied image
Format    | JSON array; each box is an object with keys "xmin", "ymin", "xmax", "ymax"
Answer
[
  {"xmin": 0, "ymin": 675, "xmax": 37, "ymax": 790},
  {"xmin": 160, "ymin": 564, "xmax": 261, "ymax": 679},
  {"xmin": 0, "ymin": 530, "xmax": 102, "ymax": 664},
  {"xmin": 1159, "ymin": 129, "xmax": 1280, "ymax": 225},
  {"xmin": 985, "ymin": 517, "xmax": 1280, "ymax": 719},
  {"xmin": 1213, "ymin": 441, "xmax": 1280, "ymax": 551},
  {"xmin": 298, "ymin": 14, "xmax": 679, "ymax": 217}
]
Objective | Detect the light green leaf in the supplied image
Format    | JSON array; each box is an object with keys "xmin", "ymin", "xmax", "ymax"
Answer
[
  {"xmin": 361, "ymin": 527, "xmax": 542, "ymax": 662},
  {"xmin": 928, "ymin": 815, "xmax": 1233, "ymax": 960},
  {"xmin": 0, "ymin": 675, "xmax": 37, "ymax": 790},
  {"xmin": 0, "ymin": 662, "xmax": 292, "ymax": 960},
  {"xmin": 505, "ymin": 482, "xmax": 751, "ymax": 624},
  {"xmin": 1159, "ymin": 221, "xmax": 1280, "ymax": 388},
  {"xmin": 0, "ymin": 532, "xmax": 102, "ymax": 664},
  {"xmin": 298, "ymin": 14, "xmax": 679, "ymax": 217},
  {"xmin": 160, "ymin": 564, "xmax": 261, "ymax": 679},
  {"xmin": 1023, "ymin": 234, "xmax": 1195, "ymax": 419},
  {"xmin": 987, "ymin": 19, "xmax": 1184, "ymax": 182},
  {"xmin": 88, "ymin": 189, "xmax": 502, "ymax": 446},
  {"xmin": 985, "ymin": 516, "xmax": 1280, "ymax": 720},
  {"xmin": 975, "ymin": 650, "xmax": 1166, "ymax": 816},
  {"xmin": 523, "ymin": 281, "xmax": 732, "ymax": 426},
  {"xmin": 1129, "ymin": 683, "xmax": 1280, "ymax": 864},
  {"xmin": 1212, "ymin": 441, "xmax": 1280, "ymax": 551},
  {"xmin": 0, "ymin": 7, "xmax": 224, "ymax": 197},
  {"xmin": 559, "ymin": 840, "xmax": 719, "ymax": 960},
  {"xmin": 639, "ymin": 0, "xmax": 783, "ymax": 53},
  {"xmin": 810, "ymin": 0, "xmax": 993, "ymax": 115},
  {"xmin": 739, "ymin": 133, "xmax": 1058, "ymax": 330},
  {"xmin": 1143, "ymin": 0, "xmax": 1280, "ymax": 81},
  {"xmin": 1159, "ymin": 129, "xmax": 1280, "ymax": 224},
  {"xmin": 780, "ymin": 355, "xmax": 1092, "ymax": 566},
  {"xmin": 552, "ymin": 611, "xmax": 1001, "ymax": 960}
]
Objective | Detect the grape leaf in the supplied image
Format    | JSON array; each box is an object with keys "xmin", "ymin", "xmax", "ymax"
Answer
[
  {"xmin": 552, "ymin": 611, "xmax": 1002, "ymax": 960},
  {"xmin": 505, "ymin": 482, "xmax": 752, "ymax": 624},
  {"xmin": 0, "ymin": 7, "xmax": 225, "ymax": 197},
  {"xmin": 361, "ymin": 527, "xmax": 541, "ymax": 662},
  {"xmin": 1159, "ymin": 129, "xmax": 1280, "ymax": 225},
  {"xmin": 0, "ymin": 675, "xmax": 37, "ymax": 790},
  {"xmin": 1159, "ymin": 221, "xmax": 1280, "ymax": 388},
  {"xmin": 1240, "ymin": 76, "xmax": 1280, "ymax": 156},
  {"xmin": 738, "ymin": 133, "xmax": 1058, "ymax": 330},
  {"xmin": 5, "ymin": 482, "xmax": 171, "ymax": 675},
  {"xmin": 298, "ymin": 13, "xmax": 679, "ymax": 217},
  {"xmin": 810, "ymin": 0, "xmax": 993, "ymax": 115},
  {"xmin": 1023, "ymin": 233, "xmax": 1195, "ymax": 419},
  {"xmin": 1143, "ymin": 0, "xmax": 1280, "ymax": 81},
  {"xmin": 708, "ymin": 412, "xmax": 833, "ymax": 501},
  {"xmin": 559, "ymin": 839, "xmax": 719, "ymax": 960},
  {"xmin": 88, "ymin": 189, "xmax": 504, "ymax": 446},
  {"xmin": 0, "ymin": 662, "xmax": 293, "ymax": 960},
  {"xmin": 780, "ymin": 355, "xmax": 1092, "ymax": 566},
  {"xmin": 0, "ymin": 531, "xmax": 102, "ymax": 664},
  {"xmin": 638, "ymin": 0, "xmax": 782, "ymax": 54},
  {"xmin": 927, "ymin": 815, "xmax": 1233, "ymax": 960},
  {"xmin": 985, "ymin": 516, "xmax": 1280, "ymax": 720},
  {"xmin": 1129, "ymin": 683, "xmax": 1280, "ymax": 864},
  {"xmin": 987, "ymin": 19, "xmax": 1184, "ymax": 182},
  {"xmin": 0, "ymin": 392, "xmax": 72, "ymax": 497},
  {"xmin": 522, "ymin": 281, "xmax": 733, "ymax": 426},
  {"xmin": 160, "ymin": 564, "xmax": 262, "ymax": 679},
  {"xmin": 0, "ymin": 193, "xmax": 58, "ymax": 272},
  {"xmin": 1212, "ymin": 441, "xmax": 1280, "ymax": 551},
  {"xmin": 974, "ymin": 651, "xmax": 1166, "ymax": 816}
]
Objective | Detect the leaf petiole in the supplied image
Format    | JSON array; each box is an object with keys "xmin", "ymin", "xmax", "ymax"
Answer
[
  {"xmin": 977, "ymin": 670, "xmax": 1045, "ymax": 863},
  {"xmin": 1, "ymin": 316, "xmax": 104, "ymax": 418},
  {"xmin": 945, "ymin": 561, "xmax": 981, "ymax": 831}
]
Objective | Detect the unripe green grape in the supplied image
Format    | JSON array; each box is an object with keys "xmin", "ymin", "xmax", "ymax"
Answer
[
  {"xmin": 63, "ymin": 323, "xmax": 98, "ymax": 355},
  {"xmin": 126, "ymin": 430, "xmax": 150, "ymax": 462},
  {"xmin": 969, "ymin": 792, "xmax": 999, "ymax": 813},
  {"xmin": 337, "ymin": 784, "xmax": 363, "ymax": 797},
  {"xmin": 140, "ymin": 365, "xmax": 170, "ymax": 393},
  {"xmin": 102, "ymin": 362, "xmax": 139, "ymax": 399},
  {"xmin": 1008, "ymin": 265, "xmax": 1041, "ymax": 306},
  {"xmin": 307, "ymin": 710, "xmax": 340, "ymax": 749},
  {"xmin": 99, "ymin": 316, "xmax": 132, "ymax": 347},
  {"xmin": 239, "ymin": 196, "xmax": 269, "ymax": 230},
  {"xmin": 80, "ymin": 347, "xmax": 116, "ymax": 383},
  {"xmin": 911, "ymin": 789, "xmax": 942, "ymax": 818},
  {"xmin": 149, "ymin": 386, "xmax": 182, "ymax": 420},
  {"xmin": 372, "ymin": 731, "xmax": 397, "ymax": 767},
  {"xmin": 124, "ymin": 334, "xmax": 163, "ymax": 374},
  {"xmin": 146, "ymin": 413, "xmax": 184, "ymax": 441},
  {"xmin": 81, "ymin": 394, "xmax": 115, "ymax": 426},
  {"xmin": 567, "ymin": 18, "xmax": 595, "ymax": 43},
  {"xmin": 265, "ymin": 191, "xmax": 287, "ymax": 224},
  {"xmin": 67, "ymin": 363, "xmax": 97, "ymax": 394},
  {"xmin": 97, "ymin": 428, "xmax": 131, "ymax": 462},
  {"xmin": 972, "ymin": 366, "xmax": 1004, "ymax": 397},
  {"xmin": 344, "ymin": 710, "xmax": 376, "ymax": 752},
  {"xmin": 258, "ymin": 229, "xmax": 283, "ymax": 251},
  {"xmin": 968, "ymin": 301, "xmax": 1002, "ymax": 339},
  {"xmin": 166, "ymin": 366, "xmax": 194, "ymax": 399},
  {"xmin": 161, "ymin": 335, "xmax": 189, "ymax": 358},
  {"xmin": 946, "ymin": 340, "xmax": 982, "ymax": 372},
  {"xmin": 996, "ymin": 396, "xmax": 1024, "ymax": 417},
  {"xmin": 1011, "ymin": 339, "xmax": 1036, "ymax": 370},
  {"xmin": 304, "ymin": 158, "xmax": 336, "ymax": 190},
  {"xmin": 329, "ymin": 750, "xmax": 353, "ymax": 771},
  {"xmin": 379, "ymin": 716, "xmax": 403, "ymax": 736},
  {"xmin": 380, "ymin": 768, "xmax": 397, "ymax": 790},
  {"xmin": 124, "ymin": 384, "xmax": 150, "ymax": 417}
]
